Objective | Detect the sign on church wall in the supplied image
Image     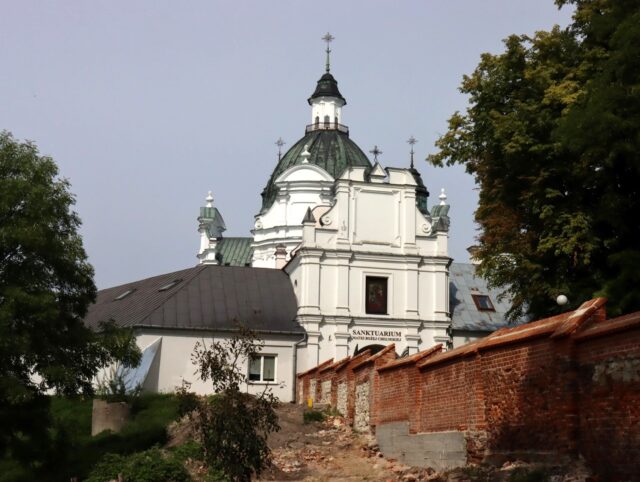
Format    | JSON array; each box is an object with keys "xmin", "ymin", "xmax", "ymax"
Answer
[{"xmin": 350, "ymin": 328, "xmax": 402, "ymax": 342}]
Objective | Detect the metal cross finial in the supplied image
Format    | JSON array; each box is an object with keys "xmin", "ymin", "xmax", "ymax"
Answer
[
  {"xmin": 407, "ymin": 136, "xmax": 418, "ymax": 168},
  {"xmin": 369, "ymin": 145, "xmax": 383, "ymax": 162},
  {"xmin": 275, "ymin": 137, "xmax": 286, "ymax": 161},
  {"xmin": 322, "ymin": 32, "xmax": 334, "ymax": 72}
]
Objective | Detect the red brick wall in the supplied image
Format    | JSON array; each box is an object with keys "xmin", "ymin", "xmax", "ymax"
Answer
[
  {"xmin": 377, "ymin": 345, "xmax": 442, "ymax": 432},
  {"xmin": 479, "ymin": 339, "xmax": 578, "ymax": 452},
  {"xmin": 296, "ymin": 358, "xmax": 333, "ymax": 404},
  {"xmin": 574, "ymin": 314, "xmax": 640, "ymax": 480},
  {"xmin": 338, "ymin": 350, "xmax": 371, "ymax": 423},
  {"xmin": 296, "ymin": 302, "xmax": 640, "ymax": 480},
  {"xmin": 419, "ymin": 355, "xmax": 482, "ymax": 432}
]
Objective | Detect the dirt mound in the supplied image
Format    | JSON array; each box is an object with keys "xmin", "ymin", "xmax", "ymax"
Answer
[{"xmin": 258, "ymin": 404, "xmax": 397, "ymax": 481}]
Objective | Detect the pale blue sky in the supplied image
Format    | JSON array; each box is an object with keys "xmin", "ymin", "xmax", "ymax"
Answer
[{"xmin": 1, "ymin": 1, "xmax": 573, "ymax": 288}]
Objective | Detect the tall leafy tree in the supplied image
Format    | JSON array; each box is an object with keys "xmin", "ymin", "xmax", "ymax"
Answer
[
  {"xmin": 429, "ymin": 0, "xmax": 640, "ymax": 320},
  {"xmin": 0, "ymin": 131, "xmax": 138, "ymax": 468}
]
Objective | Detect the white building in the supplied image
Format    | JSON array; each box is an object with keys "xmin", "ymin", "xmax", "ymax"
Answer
[{"xmin": 86, "ymin": 42, "xmax": 512, "ymax": 401}]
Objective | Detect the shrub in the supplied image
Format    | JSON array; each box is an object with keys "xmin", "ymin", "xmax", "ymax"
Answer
[
  {"xmin": 48, "ymin": 393, "xmax": 179, "ymax": 481},
  {"xmin": 509, "ymin": 467, "xmax": 550, "ymax": 482},
  {"xmin": 169, "ymin": 440, "xmax": 205, "ymax": 463},
  {"xmin": 85, "ymin": 447, "xmax": 190, "ymax": 482},
  {"xmin": 176, "ymin": 380, "xmax": 200, "ymax": 418},
  {"xmin": 303, "ymin": 409, "xmax": 325, "ymax": 424},
  {"xmin": 186, "ymin": 324, "xmax": 280, "ymax": 481},
  {"xmin": 96, "ymin": 364, "xmax": 142, "ymax": 403}
]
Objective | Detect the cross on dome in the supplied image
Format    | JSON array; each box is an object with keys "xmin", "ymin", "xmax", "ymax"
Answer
[
  {"xmin": 275, "ymin": 137, "xmax": 286, "ymax": 160},
  {"xmin": 322, "ymin": 32, "xmax": 334, "ymax": 72},
  {"xmin": 407, "ymin": 136, "xmax": 418, "ymax": 168},
  {"xmin": 369, "ymin": 145, "xmax": 383, "ymax": 162}
]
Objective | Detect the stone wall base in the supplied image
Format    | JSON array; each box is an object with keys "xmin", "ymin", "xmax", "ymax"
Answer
[
  {"xmin": 91, "ymin": 399, "xmax": 130, "ymax": 436},
  {"xmin": 376, "ymin": 422, "xmax": 467, "ymax": 471}
]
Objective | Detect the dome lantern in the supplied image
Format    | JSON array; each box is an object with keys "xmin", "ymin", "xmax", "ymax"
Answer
[{"xmin": 307, "ymin": 33, "xmax": 347, "ymax": 133}]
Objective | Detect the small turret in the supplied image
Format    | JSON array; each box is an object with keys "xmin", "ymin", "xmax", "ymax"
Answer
[
  {"xmin": 197, "ymin": 191, "xmax": 227, "ymax": 265},
  {"xmin": 431, "ymin": 188, "xmax": 450, "ymax": 232},
  {"xmin": 308, "ymin": 33, "xmax": 347, "ymax": 131}
]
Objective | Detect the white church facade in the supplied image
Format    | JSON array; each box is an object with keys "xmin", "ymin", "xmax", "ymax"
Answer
[{"xmin": 86, "ymin": 40, "xmax": 512, "ymax": 402}]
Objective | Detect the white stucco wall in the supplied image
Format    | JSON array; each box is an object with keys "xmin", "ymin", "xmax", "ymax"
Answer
[
  {"xmin": 287, "ymin": 166, "xmax": 452, "ymax": 368},
  {"xmin": 252, "ymin": 164, "xmax": 334, "ymax": 269},
  {"xmin": 135, "ymin": 329, "xmax": 299, "ymax": 402},
  {"xmin": 310, "ymin": 96, "xmax": 344, "ymax": 125}
]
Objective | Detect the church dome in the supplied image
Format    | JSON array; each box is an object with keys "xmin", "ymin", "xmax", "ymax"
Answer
[{"xmin": 260, "ymin": 129, "xmax": 371, "ymax": 211}]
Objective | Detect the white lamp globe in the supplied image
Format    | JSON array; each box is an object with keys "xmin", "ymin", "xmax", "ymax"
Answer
[{"xmin": 556, "ymin": 294, "xmax": 568, "ymax": 306}]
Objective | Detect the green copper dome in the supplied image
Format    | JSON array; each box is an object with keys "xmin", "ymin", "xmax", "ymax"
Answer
[
  {"xmin": 409, "ymin": 167, "xmax": 430, "ymax": 216},
  {"xmin": 261, "ymin": 129, "xmax": 371, "ymax": 211}
]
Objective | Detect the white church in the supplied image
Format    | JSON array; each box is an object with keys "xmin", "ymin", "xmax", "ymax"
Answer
[{"xmin": 85, "ymin": 38, "xmax": 511, "ymax": 402}]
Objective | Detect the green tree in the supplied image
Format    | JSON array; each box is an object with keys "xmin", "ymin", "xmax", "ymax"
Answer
[
  {"xmin": 0, "ymin": 131, "xmax": 140, "ymax": 469},
  {"xmin": 181, "ymin": 325, "xmax": 280, "ymax": 481},
  {"xmin": 429, "ymin": 0, "xmax": 640, "ymax": 320}
]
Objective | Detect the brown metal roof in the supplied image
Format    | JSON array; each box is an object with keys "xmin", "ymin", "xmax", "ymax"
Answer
[{"xmin": 85, "ymin": 265, "xmax": 302, "ymax": 333}]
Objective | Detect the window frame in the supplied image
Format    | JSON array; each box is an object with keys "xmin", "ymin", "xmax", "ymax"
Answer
[
  {"xmin": 248, "ymin": 354, "xmax": 277, "ymax": 384},
  {"xmin": 114, "ymin": 288, "xmax": 136, "ymax": 301},
  {"xmin": 471, "ymin": 294, "xmax": 495, "ymax": 312},
  {"xmin": 365, "ymin": 276, "xmax": 389, "ymax": 315}
]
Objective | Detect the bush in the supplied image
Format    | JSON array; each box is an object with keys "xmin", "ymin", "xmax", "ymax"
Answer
[
  {"xmin": 169, "ymin": 440, "xmax": 205, "ymax": 463},
  {"xmin": 187, "ymin": 325, "xmax": 280, "ymax": 481},
  {"xmin": 85, "ymin": 447, "xmax": 190, "ymax": 482},
  {"xmin": 303, "ymin": 409, "xmax": 325, "ymax": 424},
  {"xmin": 95, "ymin": 364, "xmax": 142, "ymax": 403},
  {"xmin": 48, "ymin": 393, "xmax": 180, "ymax": 481},
  {"xmin": 175, "ymin": 380, "xmax": 200, "ymax": 418},
  {"xmin": 509, "ymin": 467, "xmax": 550, "ymax": 482}
]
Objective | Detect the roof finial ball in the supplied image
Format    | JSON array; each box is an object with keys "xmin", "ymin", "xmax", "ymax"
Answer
[
  {"xmin": 439, "ymin": 188, "xmax": 447, "ymax": 206},
  {"xmin": 322, "ymin": 32, "xmax": 334, "ymax": 73},
  {"xmin": 205, "ymin": 190, "xmax": 214, "ymax": 208},
  {"xmin": 557, "ymin": 294, "xmax": 569, "ymax": 306}
]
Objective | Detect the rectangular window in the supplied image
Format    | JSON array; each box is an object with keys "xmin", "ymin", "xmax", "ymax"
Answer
[
  {"xmin": 365, "ymin": 276, "xmax": 388, "ymax": 315},
  {"xmin": 471, "ymin": 294, "xmax": 495, "ymax": 311},
  {"xmin": 248, "ymin": 355, "xmax": 276, "ymax": 383}
]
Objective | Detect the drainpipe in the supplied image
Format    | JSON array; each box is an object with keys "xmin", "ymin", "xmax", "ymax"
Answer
[{"xmin": 291, "ymin": 331, "xmax": 308, "ymax": 403}]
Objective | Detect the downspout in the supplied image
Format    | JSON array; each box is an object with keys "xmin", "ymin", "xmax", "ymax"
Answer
[{"xmin": 291, "ymin": 331, "xmax": 308, "ymax": 403}]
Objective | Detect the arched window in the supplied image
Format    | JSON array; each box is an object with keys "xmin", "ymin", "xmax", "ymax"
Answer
[
  {"xmin": 324, "ymin": 115, "xmax": 330, "ymax": 127},
  {"xmin": 334, "ymin": 116, "xmax": 339, "ymax": 126},
  {"xmin": 315, "ymin": 116, "xmax": 320, "ymax": 126}
]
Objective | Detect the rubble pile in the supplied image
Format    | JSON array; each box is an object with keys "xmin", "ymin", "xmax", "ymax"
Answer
[{"xmin": 261, "ymin": 405, "xmax": 597, "ymax": 481}]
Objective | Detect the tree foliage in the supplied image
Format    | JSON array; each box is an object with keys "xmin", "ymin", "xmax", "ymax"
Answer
[
  {"xmin": 429, "ymin": 0, "xmax": 640, "ymax": 320},
  {"xmin": 181, "ymin": 325, "xmax": 279, "ymax": 482},
  {"xmin": 0, "ymin": 132, "xmax": 140, "ymax": 464}
]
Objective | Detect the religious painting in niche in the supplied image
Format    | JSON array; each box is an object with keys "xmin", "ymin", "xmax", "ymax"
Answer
[{"xmin": 366, "ymin": 276, "xmax": 388, "ymax": 314}]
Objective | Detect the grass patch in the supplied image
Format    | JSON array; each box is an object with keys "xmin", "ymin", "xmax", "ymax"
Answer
[
  {"xmin": 85, "ymin": 446, "xmax": 190, "ymax": 482},
  {"xmin": 169, "ymin": 440, "xmax": 206, "ymax": 464},
  {"xmin": 29, "ymin": 393, "xmax": 180, "ymax": 481}
]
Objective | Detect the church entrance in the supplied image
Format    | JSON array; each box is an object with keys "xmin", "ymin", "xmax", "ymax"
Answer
[{"xmin": 354, "ymin": 344, "xmax": 386, "ymax": 356}]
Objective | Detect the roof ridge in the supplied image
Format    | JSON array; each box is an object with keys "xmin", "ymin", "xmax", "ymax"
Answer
[{"xmin": 100, "ymin": 265, "xmax": 202, "ymax": 292}]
